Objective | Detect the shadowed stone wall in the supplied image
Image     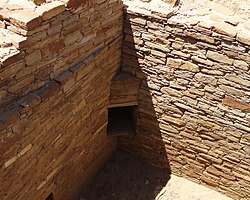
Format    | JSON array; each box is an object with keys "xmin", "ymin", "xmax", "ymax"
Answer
[{"xmin": 120, "ymin": 1, "xmax": 250, "ymax": 199}]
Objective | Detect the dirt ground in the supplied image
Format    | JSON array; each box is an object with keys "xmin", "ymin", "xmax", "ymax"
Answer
[{"xmin": 79, "ymin": 150, "xmax": 232, "ymax": 200}]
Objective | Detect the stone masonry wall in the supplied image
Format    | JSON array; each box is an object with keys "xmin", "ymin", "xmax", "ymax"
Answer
[
  {"xmin": 0, "ymin": 0, "xmax": 122, "ymax": 199},
  {"xmin": 0, "ymin": 0, "xmax": 122, "ymax": 106},
  {"xmin": 120, "ymin": 1, "xmax": 250, "ymax": 199}
]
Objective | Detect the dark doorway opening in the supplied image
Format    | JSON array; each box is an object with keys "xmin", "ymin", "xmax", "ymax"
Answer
[
  {"xmin": 108, "ymin": 106, "xmax": 137, "ymax": 137},
  {"xmin": 45, "ymin": 193, "xmax": 54, "ymax": 200}
]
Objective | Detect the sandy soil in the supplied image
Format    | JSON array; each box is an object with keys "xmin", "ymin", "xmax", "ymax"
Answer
[{"xmin": 79, "ymin": 150, "xmax": 232, "ymax": 200}]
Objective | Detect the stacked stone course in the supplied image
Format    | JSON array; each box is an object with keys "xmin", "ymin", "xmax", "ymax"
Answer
[
  {"xmin": 0, "ymin": 0, "xmax": 123, "ymax": 106},
  {"xmin": 0, "ymin": 0, "xmax": 122, "ymax": 199},
  {"xmin": 120, "ymin": 1, "xmax": 250, "ymax": 199}
]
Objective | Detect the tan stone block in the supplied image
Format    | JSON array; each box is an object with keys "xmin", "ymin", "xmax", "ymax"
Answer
[
  {"xmin": 8, "ymin": 75, "xmax": 34, "ymax": 93},
  {"xmin": 4, "ymin": 156, "xmax": 17, "ymax": 168},
  {"xmin": 232, "ymin": 171, "xmax": 250, "ymax": 182},
  {"xmin": 49, "ymin": 39, "xmax": 65, "ymax": 53},
  {"xmin": 7, "ymin": 24, "xmax": 28, "ymax": 36},
  {"xmin": 207, "ymin": 50, "xmax": 233, "ymax": 65},
  {"xmin": 180, "ymin": 61, "xmax": 199, "ymax": 72},
  {"xmin": 54, "ymin": 70, "xmax": 75, "ymax": 93},
  {"xmin": 196, "ymin": 118, "xmax": 220, "ymax": 130},
  {"xmin": 236, "ymin": 30, "xmax": 250, "ymax": 46},
  {"xmin": 161, "ymin": 115, "xmax": 186, "ymax": 126},
  {"xmin": 18, "ymin": 144, "xmax": 32, "ymax": 157},
  {"xmin": 201, "ymin": 68, "xmax": 224, "ymax": 76},
  {"xmin": 0, "ymin": 61, "xmax": 24, "ymax": 79},
  {"xmin": 64, "ymin": 31, "xmax": 82, "ymax": 46},
  {"xmin": 222, "ymin": 96, "xmax": 250, "ymax": 112},
  {"xmin": 145, "ymin": 41, "xmax": 170, "ymax": 52},
  {"xmin": 233, "ymin": 60, "xmax": 249, "ymax": 71},
  {"xmin": 180, "ymin": 131, "xmax": 200, "ymax": 141},
  {"xmin": 191, "ymin": 56, "xmax": 213, "ymax": 66},
  {"xmin": 167, "ymin": 58, "xmax": 199, "ymax": 72},
  {"xmin": 0, "ymin": 104, "xmax": 21, "ymax": 130},
  {"xmin": 36, "ymin": 1, "xmax": 65, "ymax": 21},
  {"xmin": 128, "ymin": 17, "xmax": 146, "ymax": 26},
  {"xmin": 219, "ymin": 85, "xmax": 245, "ymax": 97},
  {"xmin": 159, "ymin": 123, "xmax": 178, "ymax": 133},
  {"xmin": 160, "ymin": 87, "xmax": 183, "ymax": 97},
  {"xmin": 234, "ymin": 123, "xmax": 250, "ymax": 133},
  {"xmin": 159, "ymin": 104, "xmax": 183, "ymax": 115},
  {"xmin": 15, "ymin": 66, "xmax": 37, "ymax": 80},
  {"xmin": 9, "ymin": 11, "xmax": 42, "ymax": 30},
  {"xmin": 167, "ymin": 58, "xmax": 182, "ymax": 67},
  {"xmin": 212, "ymin": 22, "xmax": 238, "ymax": 37},
  {"xmin": 151, "ymin": 50, "xmax": 165, "ymax": 58},
  {"xmin": 66, "ymin": 0, "xmax": 84, "ymax": 8},
  {"xmin": 35, "ymin": 81, "xmax": 61, "ymax": 101},
  {"xmin": 25, "ymin": 50, "xmax": 41, "ymax": 66},
  {"xmin": 225, "ymin": 74, "xmax": 250, "ymax": 87},
  {"xmin": 171, "ymin": 50, "xmax": 191, "ymax": 59},
  {"xmin": 183, "ymin": 30, "xmax": 215, "ymax": 44},
  {"xmin": 73, "ymin": 99, "xmax": 87, "ymax": 115},
  {"xmin": 145, "ymin": 55, "xmax": 165, "ymax": 65}
]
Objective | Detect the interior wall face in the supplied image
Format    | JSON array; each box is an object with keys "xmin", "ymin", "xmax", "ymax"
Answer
[
  {"xmin": 0, "ymin": 1, "xmax": 123, "ymax": 199},
  {"xmin": 120, "ymin": 7, "xmax": 250, "ymax": 199}
]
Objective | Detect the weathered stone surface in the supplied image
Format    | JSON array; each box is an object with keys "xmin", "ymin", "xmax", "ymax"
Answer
[
  {"xmin": 219, "ymin": 85, "xmax": 245, "ymax": 97},
  {"xmin": 167, "ymin": 58, "xmax": 199, "ymax": 72},
  {"xmin": 194, "ymin": 73, "xmax": 217, "ymax": 85},
  {"xmin": 207, "ymin": 51, "xmax": 233, "ymax": 65},
  {"xmin": 36, "ymin": 81, "xmax": 61, "ymax": 101},
  {"xmin": 212, "ymin": 22, "xmax": 237, "ymax": 37},
  {"xmin": 233, "ymin": 60, "xmax": 249, "ymax": 71},
  {"xmin": 191, "ymin": 56, "xmax": 213, "ymax": 66},
  {"xmin": 8, "ymin": 75, "xmax": 35, "ymax": 93},
  {"xmin": 184, "ymin": 30, "xmax": 215, "ymax": 44},
  {"xmin": 236, "ymin": 30, "xmax": 250, "ymax": 46},
  {"xmin": 9, "ymin": 11, "xmax": 42, "ymax": 31},
  {"xmin": 225, "ymin": 74, "xmax": 250, "ymax": 87},
  {"xmin": 36, "ymin": 1, "xmax": 65, "ymax": 21},
  {"xmin": 162, "ymin": 116, "xmax": 186, "ymax": 126},
  {"xmin": 25, "ymin": 50, "xmax": 41, "ymax": 66},
  {"xmin": 161, "ymin": 87, "xmax": 183, "ymax": 97},
  {"xmin": 66, "ymin": 0, "xmax": 85, "ymax": 8},
  {"xmin": 222, "ymin": 96, "xmax": 250, "ymax": 112}
]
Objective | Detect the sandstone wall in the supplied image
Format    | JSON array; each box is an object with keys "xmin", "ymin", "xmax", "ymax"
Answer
[
  {"xmin": 0, "ymin": 0, "xmax": 122, "ymax": 199},
  {"xmin": 120, "ymin": 2, "xmax": 250, "ymax": 199}
]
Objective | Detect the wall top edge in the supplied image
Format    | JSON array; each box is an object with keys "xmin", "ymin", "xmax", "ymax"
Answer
[
  {"xmin": 0, "ymin": 0, "xmax": 87, "ymax": 67},
  {"xmin": 124, "ymin": 0, "xmax": 250, "ymax": 46},
  {"xmin": 0, "ymin": 0, "xmax": 86, "ymax": 33}
]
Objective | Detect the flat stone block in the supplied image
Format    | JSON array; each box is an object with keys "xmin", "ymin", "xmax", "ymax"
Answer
[
  {"xmin": 9, "ymin": 11, "xmax": 42, "ymax": 30},
  {"xmin": 36, "ymin": 1, "xmax": 65, "ymax": 21}
]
